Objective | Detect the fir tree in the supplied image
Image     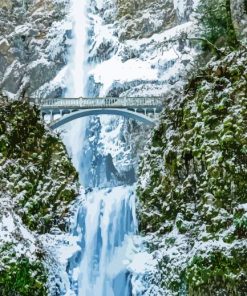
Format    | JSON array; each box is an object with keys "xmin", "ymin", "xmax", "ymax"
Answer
[{"xmin": 196, "ymin": 0, "xmax": 239, "ymax": 50}]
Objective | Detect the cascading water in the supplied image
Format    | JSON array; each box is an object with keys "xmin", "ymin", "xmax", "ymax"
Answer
[
  {"xmin": 62, "ymin": 0, "xmax": 89, "ymax": 182},
  {"xmin": 66, "ymin": 187, "xmax": 138, "ymax": 296},
  {"xmin": 76, "ymin": 187, "xmax": 137, "ymax": 296},
  {"xmin": 60, "ymin": 0, "xmax": 139, "ymax": 295},
  {"xmin": 66, "ymin": 0, "xmax": 88, "ymax": 98}
]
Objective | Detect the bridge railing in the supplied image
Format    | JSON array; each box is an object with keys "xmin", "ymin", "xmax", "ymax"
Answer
[{"xmin": 31, "ymin": 97, "xmax": 164, "ymax": 109}]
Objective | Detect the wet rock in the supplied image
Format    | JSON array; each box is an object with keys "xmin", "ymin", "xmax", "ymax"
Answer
[
  {"xmin": 27, "ymin": 61, "xmax": 58, "ymax": 94},
  {"xmin": 0, "ymin": 0, "xmax": 70, "ymax": 98},
  {"xmin": 0, "ymin": 0, "xmax": 12, "ymax": 10},
  {"xmin": 1, "ymin": 61, "xmax": 25, "ymax": 93},
  {"xmin": 231, "ymin": 0, "xmax": 247, "ymax": 44}
]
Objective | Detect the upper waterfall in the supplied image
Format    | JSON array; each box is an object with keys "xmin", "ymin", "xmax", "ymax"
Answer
[
  {"xmin": 66, "ymin": 0, "xmax": 88, "ymax": 98},
  {"xmin": 62, "ymin": 0, "xmax": 89, "ymax": 181}
]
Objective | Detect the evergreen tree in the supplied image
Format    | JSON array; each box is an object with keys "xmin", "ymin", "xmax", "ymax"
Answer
[{"xmin": 196, "ymin": 0, "xmax": 239, "ymax": 50}]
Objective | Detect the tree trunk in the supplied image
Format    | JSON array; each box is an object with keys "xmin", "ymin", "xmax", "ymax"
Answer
[
  {"xmin": 230, "ymin": 0, "xmax": 247, "ymax": 44},
  {"xmin": 225, "ymin": 0, "xmax": 240, "ymax": 47}
]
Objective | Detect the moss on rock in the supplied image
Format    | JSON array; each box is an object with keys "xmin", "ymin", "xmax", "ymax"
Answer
[
  {"xmin": 137, "ymin": 49, "xmax": 247, "ymax": 294},
  {"xmin": 0, "ymin": 100, "xmax": 78, "ymax": 233},
  {"xmin": 0, "ymin": 99, "xmax": 79, "ymax": 295},
  {"xmin": 0, "ymin": 243, "xmax": 47, "ymax": 296},
  {"xmin": 186, "ymin": 246, "xmax": 247, "ymax": 295}
]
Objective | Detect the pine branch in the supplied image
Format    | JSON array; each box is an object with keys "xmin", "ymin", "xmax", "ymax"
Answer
[{"xmin": 188, "ymin": 37, "xmax": 225, "ymax": 56}]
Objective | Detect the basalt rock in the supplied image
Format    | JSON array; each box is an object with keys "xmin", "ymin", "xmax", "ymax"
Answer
[{"xmin": 0, "ymin": 0, "xmax": 70, "ymax": 98}]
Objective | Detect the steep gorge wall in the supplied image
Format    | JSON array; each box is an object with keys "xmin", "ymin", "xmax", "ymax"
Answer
[
  {"xmin": 115, "ymin": 0, "xmax": 194, "ymax": 40},
  {"xmin": 88, "ymin": 0, "xmax": 198, "ymax": 96},
  {"xmin": 0, "ymin": 96, "xmax": 78, "ymax": 295},
  {"xmin": 80, "ymin": 0, "xmax": 199, "ymax": 182},
  {"xmin": 0, "ymin": 0, "xmax": 70, "ymax": 98},
  {"xmin": 231, "ymin": 0, "xmax": 247, "ymax": 43},
  {"xmin": 137, "ymin": 49, "xmax": 247, "ymax": 295},
  {"xmin": 0, "ymin": 0, "xmax": 201, "ymax": 197}
]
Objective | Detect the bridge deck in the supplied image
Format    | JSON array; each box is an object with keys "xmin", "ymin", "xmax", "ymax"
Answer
[
  {"xmin": 31, "ymin": 97, "xmax": 164, "ymax": 127},
  {"xmin": 32, "ymin": 97, "xmax": 164, "ymax": 110}
]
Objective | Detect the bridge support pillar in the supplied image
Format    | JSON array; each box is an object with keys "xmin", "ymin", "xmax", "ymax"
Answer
[
  {"xmin": 59, "ymin": 109, "xmax": 64, "ymax": 119},
  {"xmin": 50, "ymin": 111, "xmax": 54, "ymax": 122}
]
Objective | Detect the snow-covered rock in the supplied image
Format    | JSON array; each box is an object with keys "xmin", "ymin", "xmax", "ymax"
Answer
[{"xmin": 0, "ymin": 0, "xmax": 70, "ymax": 98}]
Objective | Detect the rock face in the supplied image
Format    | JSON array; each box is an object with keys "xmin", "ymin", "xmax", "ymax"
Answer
[
  {"xmin": 0, "ymin": 0, "xmax": 70, "ymax": 99},
  {"xmin": 74, "ymin": 0, "xmax": 199, "ymax": 185},
  {"xmin": 0, "ymin": 96, "xmax": 78, "ymax": 295},
  {"xmin": 88, "ymin": 0, "xmax": 198, "ymax": 98},
  {"xmin": 137, "ymin": 49, "xmax": 247, "ymax": 295},
  {"xmin": 231, "ymin": 0, "xmax": 247, "ymax": 43},
  {"xmin": 116, "ymin": 0, "xmax": 176, "ymax": 40}
]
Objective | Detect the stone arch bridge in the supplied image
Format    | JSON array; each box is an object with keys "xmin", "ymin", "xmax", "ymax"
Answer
[{"xmin": 31, "ymin": 97, "xmax": 164, "ymax": 129}]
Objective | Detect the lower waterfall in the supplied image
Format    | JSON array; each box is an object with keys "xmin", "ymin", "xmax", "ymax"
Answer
[
  {"xmin": 72, "ymin": 186, "xmax": 137, "ymax": 296},
  {"xmin": 61, "ymin": 121, "xmax": 140, "ymax": 296}
]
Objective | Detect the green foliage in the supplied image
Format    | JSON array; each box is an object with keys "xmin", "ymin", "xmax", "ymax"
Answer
[
  {"xmin": 0, "ymin": 244, "xmax": 47, "ymax": 296},
  {"xmin": 196, "ymin": 0, "xmax": 239, "ymax": 49},
  {"xmin": 234, "ymin": 214, "xmax": 247, "ymax": 238},
  {"xmin": 138, "ymin": 49, "xmax": 247, "ymax": 234},
  {"xmin": 137, "ymin": 50, "xmax": 247, "ymax": 294},
  {"xmin": 0, "ymin": 101, "xmax": 78, "ymax": 233},
  {"xmin": 186, "ymin": 247, "xmax": 247, "ymax": 295}
]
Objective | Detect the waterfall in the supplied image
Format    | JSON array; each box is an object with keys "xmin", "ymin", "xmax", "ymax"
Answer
[
  {"xmin": 66, "ymin": 0, "xmax": 88, "ymax": 98},
  {"xmin": 60, "ymin": 0, "xmax": 139, "ymax": 295},
  {"xmin": 76, "ymin": 187, "xmax": 137, "ymax": 296},
  {"xmin": 62, "ymin": 0, "xmax": 88, "ymax": 183}
]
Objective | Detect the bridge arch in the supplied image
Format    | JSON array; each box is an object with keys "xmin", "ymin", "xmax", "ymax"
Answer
[{"xmin": 49, "ymin": 108, "xmax": 156, "ymax": 130}]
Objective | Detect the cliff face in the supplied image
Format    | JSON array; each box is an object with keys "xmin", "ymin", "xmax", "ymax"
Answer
[
  {"xmin": 88, "ymin": 0, "xmax": 198, "ymax": 97},
  {"xmin": 116, "ymin": 0, "xmax": 194, "ymax": 40},
  {"xmin": 137, "ymin": 49, "xmax": 247, "ymax": 295},
  {"xmin": 231, "ymin": 0, "xmax": 247, "ymax": 43},
  {"xmin": 0, "ymin": 96, "xmax": 78, "ymax": 295},
  {"xmin": 0, "ymin": 0, "xmax": 200, "ymax": 183},
  {"xmin": 73, "ymin": 0, "xmax": 200, "ymax": 186},
  {"xmin": 1, "ymin": 0, "xmax": 246, "ymax": 295},
  {"xmin": 0, "ymin": 0, "xmax": 69, "ymax": 99}
]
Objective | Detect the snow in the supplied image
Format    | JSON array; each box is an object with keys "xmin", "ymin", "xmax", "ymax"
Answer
[
  {"xmin": 14, "ymin": 24, "xmax": 32, "ymax": 35},
  {"xmin": 0, "ymin": 196, "xmax": 38, "ymax": 260},
  {"xmin": 129, "ymin": 249, "xmax": 156, "ymax": 274},
  {"xmin": 99, "ymin": 115, "xmax": 126, "ymax": 156},
  {"xmin": 45, "ymin": 20, "xmax": 72, "ymax": 60},
  {"xmin": 237, "ymin": 203, "xmax": 247, "ymax": 211},
  {"xmin": 89, "ymin": 19, "xmax": 196, "ymax": 96},
  {"xmin": 92, "ymin": 56, "xmax": 158, "ymax": 95}
]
